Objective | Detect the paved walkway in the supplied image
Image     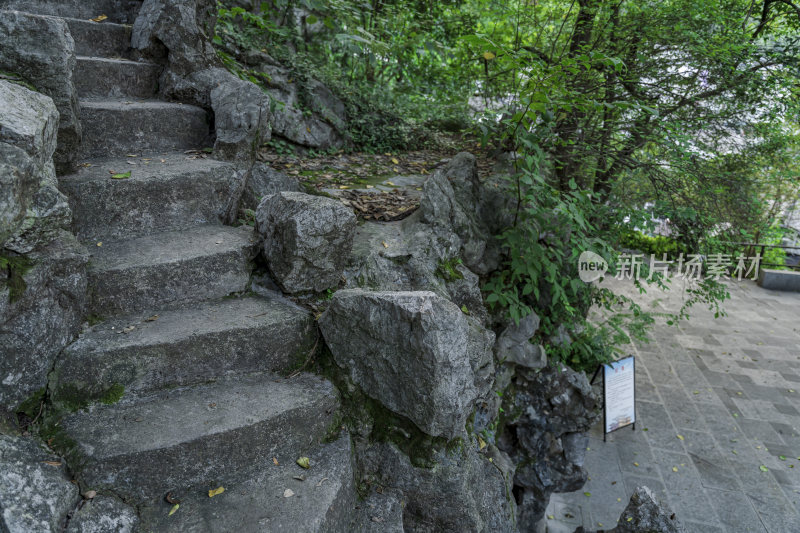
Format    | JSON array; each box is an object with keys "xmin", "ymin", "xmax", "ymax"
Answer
[{"xmin": 546, "ymin": 278, "xmax": 800, "ymax": 533}]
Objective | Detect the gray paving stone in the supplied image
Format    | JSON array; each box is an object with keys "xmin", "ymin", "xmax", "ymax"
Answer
[
  {"xmin": 746, "ymin": 489, "xmax": 800, "ymax": 533},
  {"xmin": 704, "ymin": 488, "xmax": 765, "ymax": 533}
]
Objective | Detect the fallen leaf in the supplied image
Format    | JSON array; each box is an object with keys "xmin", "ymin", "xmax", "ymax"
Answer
[
  {"xmin": 293, "ymin": 475, "xmax": 305, "ymax": 481},
  {"xmin": 547, "ymin": 515, "xmax": 555, "ymax": 520},
  {"xmin": 633, "ymin": 462, "xmax": 639, "ymax": 467},
  {"xmin": 627, "ymin": 517, "xmax": 634, "ymax": 522},
  {"xmin": 617, "ymin": 498, "xmax": 622, "ymax": 502},
  {"xmin": 385, "ymin": 181, "xmax": 395, "ymax": 187},
  {"xmin": 284, "ymin": 488, "xmax": 295, "ymax": 497},
  {"xmin": 97, "ymin": 242, "xmax": 102, "ymax": 247},
  {"xmin": 296, "ymin": 457, "xmax": 310, "ymax": 469},
  {"xmin": 478, "ymin": 436, "xmax": 487, "ymax": 450},
  {"xmin": 759, "ymin": 465, "xmax": 769, "ymax": 472},
  {"xmin": 780, "ymin": 455, "xmax": 787, "ymax": 461},
  {"xmin": 584, "ymin": 492, "xmax": 591, "ymax": 497},
  {"xmin": 90, "ymin": 14, "xmax": 108, "ymax": 22},
  {"xmin": 672, "ymin": 467, "xmax": 678, "ymax": 472},
  {"xmin": 165, "ymin": 492, "xmax": 180, "ymax": 504},
  {"xmin": 42, "ymin": 460, "xmax": 62, "ymax": 466},
  {"xmin": 391, "ymin": 157, "xmax": 399, "ymax": 164},
  {"xmin": 382, "ymin": 241, "xmax": 388, "ymax": 248},
  {"xmin": 111, "ymin": 171, "xmax": 131, "ymax": 179},
  {"xmin": 168, "ymin": 504, "xmax": 180, "ymax": 516},
  {"xmin": 677, "ymin": 434, "xmax": 684, "ymax": 440},
  {"xmin": 208, "ymin": 486, "xmax": 225, "ymax": 498},
  {"xmin": 272, "ymin": 457, "xmax": 279, "ymax": 466},
  {"xmin": 144, "ymin": 315, "xmax": 159, "ymax": 322}
]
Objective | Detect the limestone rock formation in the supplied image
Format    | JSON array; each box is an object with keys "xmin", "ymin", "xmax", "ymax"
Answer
[
  {"xmin": 495, "ymin": 313, "xmax": 547, "ymax": 369},
  {"xmin": 0, "ymin": 434, "xmax": 79, "ymax": 532},
  {"xmin": 0, "ymin": 80, "xmax": 86, "ymax": 415},
  {"xmin": 319, "ymin": 290, "xmax": 494, "ymax": 439},
  {"xmin": 0, "ymin": 80, "xmax": 71, "ymax": 253},
  {"xmin": 256, "ymin": 191, "xmax": 356, "ymax": 293},
  {"xmin": 360, "ymin": 441, "xmax": 516, "ymax": 532},
  {"xmin": 132, "ymin": 0, "xmax": 270, "ymax": 162},
  {"xmin": 499, "ymin": 363, "xmax": 601, "ymax": 529},
  {"xmin": 240, "ymin": 162, "xmax": 299, "ymax": 210},
  {"xmin": 576, "ymin": 486, "xmax": 685, "ymax": 533},
  {"xmin": 0, "ymin": 11, "xmax": 82, "ymax": 173},
  {"xmin": 608, "ymin": 486, "xmax": 684, "ymax": 532}
]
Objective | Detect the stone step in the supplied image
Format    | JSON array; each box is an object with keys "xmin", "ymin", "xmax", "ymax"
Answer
[
  {"xmin": 75, "ymin": 56, "xmax": 159, "ymax": 98},
  {"xmin": 79, "ymin": 99, "xmax": 210, "ymax": 158},
  {"xmin": 64, "ymin": 17, "xmax": 132, "ymax": 58},
  {"xmin": 50, "ymin": 295, "xmax": 318, "ymax": 404},
  {"xmin": 59, "ymin": 373, "xmax": 340, "ymax": 503},
  {"xmin": 0, "ymin": 0, "xmax": 143, "ymax": 24},
  {"xmin": 59, "ymin": 153, "xmax": 236, "ymax": 243},
  {"xmin": 137, "ymin": 433, "xmax": 355, "ymax": 532},
  {"xmin": 87, "ymin": 225, "xmax": 255, "ymax": 315}
]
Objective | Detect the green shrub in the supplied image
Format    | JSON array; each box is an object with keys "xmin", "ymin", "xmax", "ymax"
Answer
[{"xmin": 618, "ymin": 230, "xmax": 688, "ymax": 260}]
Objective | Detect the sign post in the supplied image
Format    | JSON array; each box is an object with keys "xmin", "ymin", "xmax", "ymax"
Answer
[{"xmin": 592, "ymin": 355, "xmax": 636, "ymax": 442}]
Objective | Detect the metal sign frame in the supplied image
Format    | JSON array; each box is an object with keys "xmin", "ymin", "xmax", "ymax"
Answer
[{"xmin": 591, "ymin": 355, "xmax": 636, "ymax": 442}]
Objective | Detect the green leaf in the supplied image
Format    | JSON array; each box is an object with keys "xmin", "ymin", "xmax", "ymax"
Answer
[
  {"xmin": 111, "ymin": 171, "xmax": 131, "ymax": 179},
  {"xmin": 759, "ymin": 465, "xmax": 769, "ymax": 472}
]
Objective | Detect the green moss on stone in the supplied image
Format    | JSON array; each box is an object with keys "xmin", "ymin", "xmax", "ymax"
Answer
[
  {"xmin": 1, "ymin": 252, "xmax": 34, "ymax": 303},
  {"xmin": 99, "ymin": 383, "xmax": 125, "ymax": 405},
  {"xmin": 435, "ymin": 256, "xmax": 464, "ymax": 282},
  {"xmin": 314, "ymin": 344, "xmax": 461, "ymax": 468}
]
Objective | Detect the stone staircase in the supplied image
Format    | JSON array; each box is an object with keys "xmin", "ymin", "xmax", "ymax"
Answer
[{"xmin": 4, "ymin": 1, "xmax": 357, "ymax": 529}]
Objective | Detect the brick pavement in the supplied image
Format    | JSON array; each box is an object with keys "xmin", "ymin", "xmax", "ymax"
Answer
[{"xmin": 546, "ymin": 278, "xmax": 800, "ymax": 533}]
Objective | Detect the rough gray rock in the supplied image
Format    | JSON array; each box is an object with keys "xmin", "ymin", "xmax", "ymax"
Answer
[
  {"xmin": 495, "ymin": 313, "xmax": 547, "ymax": 369},
  {"xmin": 0, "ymin": 232, "xmax": 87, "ymax": 416},
  {"xmin": 259, "ymin": 62, "xmax": 345, "ymax": 149},
  {"xmin": 0, "ymin": 434, "xmax": 79, "ymax": 532},
  {"xmin": 419, "ymin": 153, "xmax": 498, "ymax": 274},
  {"xmin": 360, "ymin": 441, "xmax": 516, "ymax": 532},
  {"xmin": 0, "ymin": 11, "xmax": 82, "ymax": 174},
  {"xmin": 256, "ymin": 192, "xmax": 355, "ymax": 293},
  {"xmin": 132, "ymin": 0, "xmax": 219, "ymax": 89},
  {"xmin": 0, "ymin": 80, "xmax": 71, "ymax": 253},
  {"xmin": 240, "ymin": 162, "xmax": 298, "ymax": 210},
  {"xmin": 319, "ymin": 290, "xmax": 494, "ymax": 439},
  {"xmin": 210, "ymin": 74, "xmax": 271, "ymax": 162},
  {"xmin": 65, "ymin": 496, "xmax": 138, "ymax": 533},
  {"xmin": 608, "ymin": 486, "xmax": 684, "ymax": 532},
  {"xmin": 497, "ymin": 363, "xmax": 600, "ymax": 529},
  {"xmin": 343, "ymin": 213, "xmax": 488, "ymax": 324},
  {"xmin": 576, "ymin": 486, "xmax": 684, "ymax": 533},
  {"xmin": 352, "ymin": 488, "xmax": 405, "ymax": 533}
]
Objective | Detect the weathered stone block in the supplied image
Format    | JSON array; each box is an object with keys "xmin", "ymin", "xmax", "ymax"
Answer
[
  {"xmin": 0, "ymin": 434, "xmax": 79, "ymax": 532},
  {"xmin": 0, "ymin": 232, "xmax": 88, "ymax": 415},
  {"xmin": 360, "ymin": 441, "xmax": 516, "ymax": 532},
  {"xmin": 256, "ymin": 191, "xmax": 356, "ymax": 293},
  {"xmin": 65, "ymin": 495, "xmax": 139, "ymax": 533},
  {"xmin": 0, "ymin": 10, "xmax": 82, "ymax": 173},
  {"xmin": 319, "ymin": 289, "xmax": 494, "ymax": 439}
]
